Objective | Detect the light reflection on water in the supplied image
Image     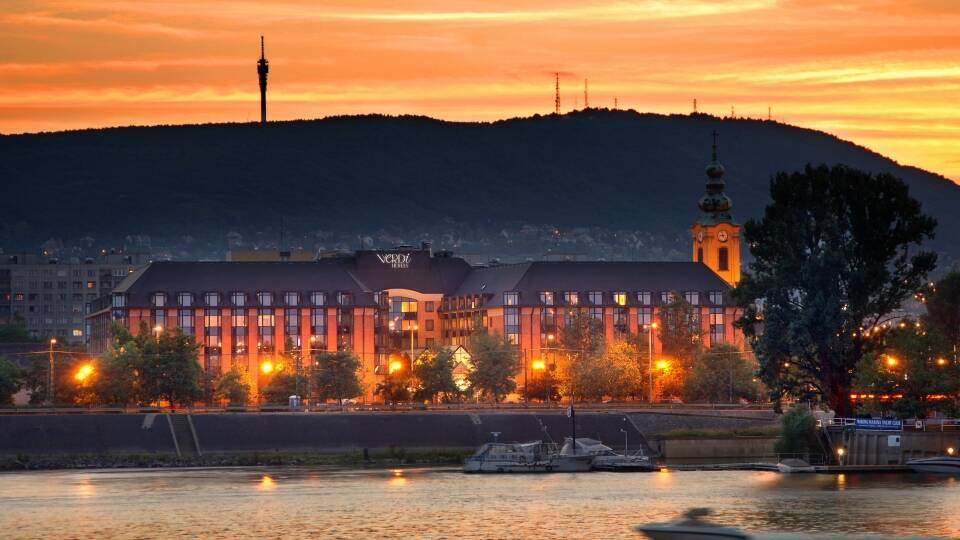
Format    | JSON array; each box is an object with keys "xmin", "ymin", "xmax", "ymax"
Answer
[{"xmin": 0, "ymin": 467, "xmax": 957, "ymax": 539}]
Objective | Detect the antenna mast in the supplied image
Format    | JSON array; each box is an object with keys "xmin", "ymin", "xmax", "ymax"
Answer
[
  {"xmin": 554, "ymin": 72, "xmax": 560, "ymax": 114},
  {"xmin": 693, "ymin": 98, "xmax": 697, "ymax": 113},
  {"xmin": 257, "ymin": 36, "xmax": 269, "ymax": 124},
  {"xmin": 584, "ymin": 79, "xmax": 588, "ymax": 109}
]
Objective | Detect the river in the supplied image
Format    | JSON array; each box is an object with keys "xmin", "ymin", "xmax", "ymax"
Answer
[{"xmin": 0, "ymin": 467, "xmax": 956, "ymax": 539}]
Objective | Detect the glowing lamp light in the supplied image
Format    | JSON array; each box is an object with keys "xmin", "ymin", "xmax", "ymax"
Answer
[
  {"xmin": 837, "ymin": 448, "xmax": 845, "ymax": 457},
  {"xmin": 651, "ymin": 322, "xmax": 659, "ymax": 329},
  {"xmin": 655, "ymin": 359, "xmax": 670, "ymax": 371},
  {"xmin": 260, "ymin": 360, "xmax": 275, "ymax": 374},
  {"xmin": 531, "ymin": 359, "xmax": 546, "ymax": 371},
  {"xmin": 948, "ymin": 447, "xmax": 955, "ymax": 456},
  {"xmin": 74, "ymin": 364, "xmax": 94, "ymax": 382},
  {"xmin": 936, "ymin": 358, "xmax": 948, "ymax": 366},
  {"xmin": 388, "ymin": 360, "xmax": 404, "ymax": 374},
  {"xmin": 885, "ymin": 356, "xmax": 899, "ymax": 368}
]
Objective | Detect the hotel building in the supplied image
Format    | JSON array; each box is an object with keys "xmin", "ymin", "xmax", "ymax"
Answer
[{"xmin": 88, "ymin": 144, "xmax": 746, "ymax": 400}]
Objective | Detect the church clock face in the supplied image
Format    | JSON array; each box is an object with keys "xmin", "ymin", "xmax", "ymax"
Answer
[
  {"xmin": 717, "ymin": 230, "xmax": 729, "ymax": 242},
  {"xmin": 697, "ymin": 231, "xmax": 705, "ymax": 243}
]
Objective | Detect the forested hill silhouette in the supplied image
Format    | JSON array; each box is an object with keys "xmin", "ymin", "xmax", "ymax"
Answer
[{"xmin": 2, "ymin": 109, "xmax": 958, "ymax": 263}]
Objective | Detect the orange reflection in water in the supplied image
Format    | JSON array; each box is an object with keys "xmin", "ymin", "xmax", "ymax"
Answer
[
  {"xmin": 388, "ymin": 469, "xmax": 408, "ymax": 487},
  {"xmin": 258, "ymin": 474, "xmax": 276, "ymax": 491}
]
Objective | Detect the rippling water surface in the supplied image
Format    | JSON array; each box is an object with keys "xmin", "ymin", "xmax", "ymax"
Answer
[{"xmin": 1, "ymin": 467, "xmax": 957, "ymax": 539}]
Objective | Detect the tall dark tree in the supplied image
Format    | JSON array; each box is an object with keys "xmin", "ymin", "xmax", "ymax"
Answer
[
  {"xmin": 558, "ymin": 309, "xmax": 604, "ymax": 360},
  {"xmin": 413, "ymin": 348, "xmax": 458, "ymax": 403},
  {"xmin": 0, "ymin": 357, "xmax": 22, "ymax": 405},
  {"xmin": 313, "ymin": 350, "xmax": 362, "ymax": 405},
  {"xmin": 658, "ymin": 294, "xmax": 703, "ymax": 365},
  {"xmin": 136, "ymin": 322, "xmax": 203, "ymax": 406},
  {"xmin": 734, "ymin": 164, "xmax": 937, "ymax": 415},
  {"xmin": 925, "ymin": 272, "xmax": 960, "ymax": 352}
]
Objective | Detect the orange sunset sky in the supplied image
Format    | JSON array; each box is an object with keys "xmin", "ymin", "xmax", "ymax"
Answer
[{"xmin": 3, "ymin": 0, "xmax": 960, "ymax": 180}]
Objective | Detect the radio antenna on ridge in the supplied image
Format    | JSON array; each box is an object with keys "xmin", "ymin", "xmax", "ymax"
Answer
[
  {"xmin": 554, "ymin": 72, "xmax": 560, "ymax": 114},
  {"xmin": 693, "ymin": 98, "xmax": 697, "ymax": 113},
  {"xmin": 584, "ymin": 79, "xmax": 589, "ymax": 109}
]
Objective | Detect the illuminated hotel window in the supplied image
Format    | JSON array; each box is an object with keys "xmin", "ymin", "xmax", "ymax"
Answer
[
  {"xmin": 204, "ymin": 309, "xmax": 221, "ymax": 351},
  {"xmin": 177, "ymin": 292, "xmax": 193, "ymax": 307},
  {"xmin": 638, "ymin": 307, "xmax": 652, "ymax": 327},
  {"xmin": 684, "ymin": 292, "xmax": 700, "ymax": 305},
  {"xmin": 504, "ymin": 306, "xmax": 520, "ymax": 344},
  {"xmin": 284, "ymin": 292, "xmax": 299, "ymax": 306},
  {"xmin": 310, "ymin": 292, "xmax": 326, "ymax": 306},
  {"xmin": 718, "ymin": 247, "xmax": 729, "ymax": 271},
  {"xmin": 153, "ymin": 309, "xmax": 166, "ymax": 329},
  {"xmin": 257, "ymin": 291, "xmax": 273, "ymax": 306},
  {"xmin": 205, "ymin": 292, "xmax": 220, "ymax": 307},
  {"xmin": 178, "ymin": 309, "xmax": 194, "ymax": 334},
  {"xmin": 285, "ymin": 308, "xmax": 300, "ymax": 349},
  {"xmin": 709, "ymin": 291, "xmax": 723, "ymax": 304},
  {"xmin": 613, "ymin": 292, "xmax": 627, "ymax": 306},
  {"xmin": 72, "ymin": 329, "xmax": 82, "ymax": 337},
  {"xmin": 613, "ymin": 307, "xmax": 628, "ymax": 334},
  {"xmin": 337, "ymin": 292, "xmax": 352, "ymax": 306},
  {"xmin": 231, "ymin": 292, "xmax": 246, "ymax": 306},
  {"xmin": 564, "ymin": 292, "xmax": 578, "ymax": 305},
  {"xmin": 258, "ymin": 308, "xmax": 275, "ymax": 352},
  {"xmin": 232, "ymin": 308, "xmax": 247, "ymax": 355},
  {"xmin": 151, "ymin": 292, "xmax": 166, "ymax": 307},
  {"xmin": 539, "ymin": 292, "xmax": 554, "ymax": 305},
  {"xmin": 710, "ymin": 307, "xmax": 725, "ymax": 343},
  {"xmin": 636, "ymin": 291, "xmax": 651, "ymax": 306},
  {"xmin": 86, "ymin": 281, "xmax": 95, "ymax": 289},
  {"xmin": 503, "ymin": 292, "xmax": 519, "ymax": 306},
  {"xmin": 588, "ymin": 291, "xmax": 603, "ymax": 305}
]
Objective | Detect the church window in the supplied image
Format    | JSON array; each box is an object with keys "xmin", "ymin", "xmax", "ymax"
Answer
[{"xmin": 718, "ymin": 247, "xmax": 729, "ymax": 271}]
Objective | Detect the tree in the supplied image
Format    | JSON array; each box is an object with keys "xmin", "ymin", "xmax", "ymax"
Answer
[
  {"xmin": 137, "ymin": 322, "xmax": 203, "ymax": 406},
  {"xmin": 606, "ymin": 337, "xmax": 646, "ymax": 400},
  {"xmin": 215, "ymin": 366, "xmax": 252, "ymax": 406},
  {"xmin": 684, "ymin": 344, "xmax": 762, "ymax": 403},
  {"xmin": 925, "ymin": 272, "xmax": 960, "ymax": 350},
  {"xmin": 413, "ymin": 349, "xmax": 458, "ymax": 403},
  {"xmin": 0, "ymin": 316, "xmax": 32, "ymax": 343},
  {"xmin": 853, "ymin": 322, "xmax": 958, "ymax": 419},
  {"xmin": 558, "ymin": 309, "xmax": 604, "ymax": 361},
  {"xmin": 659, "ymin": 294, "xmax": 703, "ymax": 365},
  {"xmin": 92, "ymin": 338, "xmax": 142, "ymax": 405},
  {"xmin": 0, "ymin": 357, "xmax": 22, "ymax": 405},
  {"xmin": 774, "ymin": 405, "xmax": 821, "ymax": 456},
  {"xmin": 734, "ymin": 165, "xmax": 937, "ymax": 416},
  {"xmin": 313, "ymin": 350, "xmax": 362, "ymax": 405},
  {"xmin": 375, "ymin": 372, "xmax": 413, "ymax": 403},
  {"xmin": 467, "ymin": 328, "xmax": 519, "ymax": 402},
  {"xmin": 260, "ymin": 372, "xmax": 308, "ymax": 404},
  {"xmin": 556, "ymin": 349, "xmax": 613, "ymax": 401}
]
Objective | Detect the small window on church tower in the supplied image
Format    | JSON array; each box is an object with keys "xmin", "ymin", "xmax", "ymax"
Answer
[
  {"xmin": 718, "ymin": 247, "xmax": 729, "ymax": 271},
  {"xmin": 697, "ymin": 248, "xmax": 703, "ymax": 262}
]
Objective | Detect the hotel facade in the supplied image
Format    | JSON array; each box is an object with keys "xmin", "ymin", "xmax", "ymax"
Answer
[{"xmin": 88, "ymin": 145, "xmax": 746, "ymax": 401}]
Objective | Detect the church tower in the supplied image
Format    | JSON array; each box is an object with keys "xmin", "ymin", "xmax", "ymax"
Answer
[{"xmin": 690, "ymin": 132, "xmax": 741, "ymax": 286}]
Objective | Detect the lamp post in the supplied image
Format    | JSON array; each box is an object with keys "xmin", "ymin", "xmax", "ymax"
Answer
[
  {"xmin": 646, "ymin": 322, "xmax": 658, "ymax": 402},
  {"xmin": 410, "ymin": 323, "xmax": 418, "ymax": 371},
  {"xmin": 621, "ymin": 428, "xmax": 628, "ymax": 454},
  {"xmin": 47, "ymin": 338, "xmax": 57, "ymax": 405}
]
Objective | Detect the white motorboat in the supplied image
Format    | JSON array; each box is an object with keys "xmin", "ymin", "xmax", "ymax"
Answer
[
  {"xmin": 636, "ymin": 508, "xmax": 751, "ymax": 540},
  {"xmin": 560, "ymin": 437, "xmax": 656, "ymax": 472},
  {"xmin": 776, "ymin": 458, "xmax": 816, "ymax": 474},
  {"xmin": 906, "ymin": 455, "xmax": 960, "ymax": 474},
  {"xmin": 463, "ymin": 441, "xmax": 593, "ymax": 473}
]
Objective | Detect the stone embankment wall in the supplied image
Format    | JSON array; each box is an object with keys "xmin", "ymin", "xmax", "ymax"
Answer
[
  {"xmin": 654, "ymin": 437, "xmax": 777, "ymax": 465},
  {"xmin": 0, "ymin": 410, "xmax": 776, "ymax": 461},
  {"xmin": 826, "ymin": 429, "xmax": 960, "ymax": 466}
]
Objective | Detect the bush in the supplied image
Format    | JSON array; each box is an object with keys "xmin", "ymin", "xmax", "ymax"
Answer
[{"xmin": 774, "ymin": 405, "xmax": 820, "ymax": 455}]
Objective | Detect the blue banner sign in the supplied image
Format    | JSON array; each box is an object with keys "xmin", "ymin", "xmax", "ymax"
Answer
[{"xmin": 855, "ymin": 418, "xmax": 903, "ymax": 431}]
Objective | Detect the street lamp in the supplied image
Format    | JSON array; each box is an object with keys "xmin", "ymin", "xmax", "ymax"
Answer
[
  {"xmin": 645, "ymin": 322, "xmax": 658, "ymax": 402},
  {"xmin": 620, "ymin": 428, "xmax": 628, "ymax": 454},
  {"xmin": 410, "ymin": 323, "xmax": 419, "ymax": 371},
  {"xmin": 837, "ymin": 447, "xmax": 845, "ymax": 466},
  {"xmin": 74, "ymin": 363, "xmax": 94, "ymax": 382},
  {"xmin": 48, "ymin": 338, "xmax": 57, "ymax": 405},
  {"xmin": 531, "ymin": 358, "xmax": 549, "ymax": 405}
]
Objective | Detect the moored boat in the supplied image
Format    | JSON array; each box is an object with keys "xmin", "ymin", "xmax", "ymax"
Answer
[
  {"xmin": 463, "ymin": 441, "xmax": 593, "ymax": 473},
  {"xmin": 559, "ymin": 437, "xmax": 657, "ymax": 472},
  {"xmin": 776, "ymin": 458, "xmax": 816, "ymax": 474},
  {"xmin": 906, "ymin": 455, "xmax": 960, "ymax": 474}
]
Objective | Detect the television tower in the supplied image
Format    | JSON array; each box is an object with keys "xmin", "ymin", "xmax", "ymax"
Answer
[
  {"xmin": 257, "ymin": 36, "xmax": 269, "ymax": 124},
  {"xmin": 554, "ymin": 72, "xmax": 560, "ymax": 114}
]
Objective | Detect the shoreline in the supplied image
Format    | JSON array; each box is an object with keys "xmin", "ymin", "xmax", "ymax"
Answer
[{"xmin": 0, "ymin": 448, "xmax": 476, "ymax": 472}]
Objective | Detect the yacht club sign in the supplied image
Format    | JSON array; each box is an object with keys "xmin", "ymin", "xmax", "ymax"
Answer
[{"xmin": 377, "ymin": 252, "xmax": 411, "ymax": 269}]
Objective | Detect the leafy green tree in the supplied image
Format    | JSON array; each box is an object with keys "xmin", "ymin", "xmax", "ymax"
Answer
[
  {"xmin": 215, "ymin": 367, "xmax": 252, "ymax": 406},
  {"xmin": 413, "ymin": 349, "xmax": 458, "ymax": 403},
  {"xmin": 313, "ymin": 350, "xmax": 363, "ymax": 405},
  {"xmin": 774, "ymin": 405, "xmax": 821, "ymax": 456},
  {"xmin": 734, "ymin": 165, "xmax": 937, "ymax": 416},
  {"xmin": 137, "ymin": 322, "xmax": 202, "ymax": 406},
  {"xmin": 525, "ymin": 372, "xmax": 560, "ymax": 402},
  {"xmin": 375, "ymin": 373, "xmax": 413, "ymax": 403},
  {"xmin": 467, "ymin": 328, "xmax": 519, "ymax": 402},
  {"xmin": 684, "ymin": 344, "xmax": 761, "ymax": 403},
  {"xmin": 260, "ymin": 372, "xmax": 308, "ymax": 404},
  {"xmin": 659, "ymin": 294, "xmax": 703, "ymax": 365},
  {"xmin": 558, "ymin": 309, "xmax": 604, "ymax": 361},
  {"xmin": 557, "ymin": 350, "xmax": 613, "ymax": 401},
  {"xmin": 925, "ymin": 272, "xmax": 960, "ymax": 350},
  {"xmin": 854, "ymin": 322, "xmax": 958, "ymax": 419},
  {"xmin": 0, "ymin": 316, "xmax": 32, "ymax": 343},
  {"xmin": 22, "ymin": 346, "xmax": 87, "ymax": 405},
  {"xmin": 0, "ymin": 357, "xmax": 22, "ymax": 405},
  {"xmin": 606, "ymin": 337, "xmax": 645, "ymax": 399},
  {"xmin": 92, "ymin": 338, "xmax": 142, "ymax": 405}
]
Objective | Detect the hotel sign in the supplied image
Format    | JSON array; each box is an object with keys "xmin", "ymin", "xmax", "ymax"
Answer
[
  {"xmin": 376, "ymin": 253, "xmax": 411, "ymax": 269},
  {"xmin": 854, "ymin": 418, "xmax": 902, "ymax": 431}
]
